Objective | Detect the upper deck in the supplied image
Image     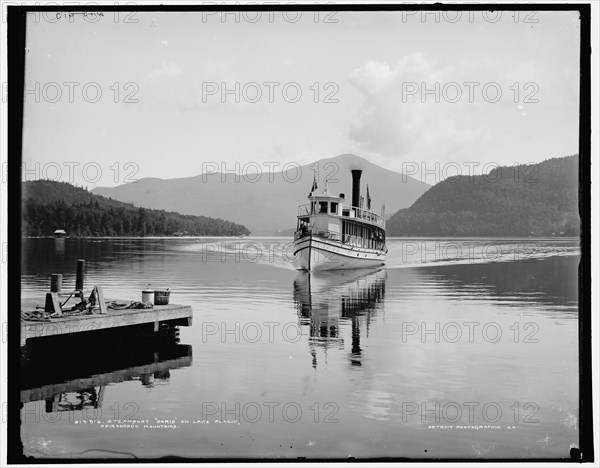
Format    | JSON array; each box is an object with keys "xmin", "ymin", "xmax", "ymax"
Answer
[{"xmin": 297, "ymin": 202, "xmax": 385, "ymax": 228}]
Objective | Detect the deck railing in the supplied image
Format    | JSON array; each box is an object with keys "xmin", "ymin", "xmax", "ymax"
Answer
[
  {"xmin": 297, "ymin": 203, "xmax": 385, "ymax": 227},
  {"xmin": 352, "ymin": 207, "xmax": 385, "ymax": 227},
  {"xmin": 294, "ymin": 227, "xmax": 387, "ymax": 252}
]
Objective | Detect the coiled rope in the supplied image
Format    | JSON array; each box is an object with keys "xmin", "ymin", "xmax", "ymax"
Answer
[{"xmin": 21, "ymin": 300, "xmax": 153, "ymax": 321}]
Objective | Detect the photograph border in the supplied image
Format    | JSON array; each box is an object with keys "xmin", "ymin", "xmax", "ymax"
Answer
[{"xmin": 6, "ymin": 2, "xmax": 593, "ymax": 463}]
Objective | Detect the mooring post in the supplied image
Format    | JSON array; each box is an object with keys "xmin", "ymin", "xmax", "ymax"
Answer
[
  {"xmin": 44, "ymin": 291, "xmax": 62, "ymax": 314},
  {"xmin": 50, "ymin": 274, "xmax": 62, "ymax": 293},
  {"xmin": 75, "ymin": 259, "xmax": 85, "ymax": 291}
]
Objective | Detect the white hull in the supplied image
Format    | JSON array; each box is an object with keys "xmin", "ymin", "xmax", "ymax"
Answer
[{"xmin": 293, "ymin": 236, "xmax": 385, "ymax": 271}]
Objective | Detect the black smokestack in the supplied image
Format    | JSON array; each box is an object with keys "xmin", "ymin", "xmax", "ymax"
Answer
[{"xmin": 351, "ymin": 170, "xmax": 362, "ymax": 208}]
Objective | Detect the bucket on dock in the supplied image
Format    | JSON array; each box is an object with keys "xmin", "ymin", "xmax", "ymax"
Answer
[
  {"xmin": 142, "ymin": 285, "xmax": 154, "ymax": 305},
  {"xmin": 154, "ymin": 289, "xmax": 170, "ymax": 306}
]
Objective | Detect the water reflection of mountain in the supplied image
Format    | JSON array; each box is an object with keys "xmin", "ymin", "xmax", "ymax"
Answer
[
  {"xmin": 293, "ymin": 268, "xmax": 386, "ymax": 368},
  {"xmin": 415, "ymin": 255, "xmax": 579, "ymax": 313},
  {"xmin": 21, "ymin": 339, "xmax": 192, "ymax": 405}
]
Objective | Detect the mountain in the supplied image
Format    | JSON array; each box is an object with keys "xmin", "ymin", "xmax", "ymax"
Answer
[
  {"xmin": 22, "ymin": 180, "xmax": 250, "ymax": 237},
  {"xmin": 387, "ymin": 155, "xmax": 580, "ymax": 237},
  {"xmin": 92, "ymin": 154, "xmax": 431, "ymax": 235}
]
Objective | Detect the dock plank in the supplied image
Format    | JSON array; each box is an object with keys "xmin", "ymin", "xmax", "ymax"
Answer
[{"xmin": 20, "ymin": 303, "xmax": 193, "ymax": 346}]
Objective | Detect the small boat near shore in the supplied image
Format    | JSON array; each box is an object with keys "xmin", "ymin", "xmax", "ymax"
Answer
[{"xmin": 293, "ymin": 168, "xmax": 387, "ymax": 271}]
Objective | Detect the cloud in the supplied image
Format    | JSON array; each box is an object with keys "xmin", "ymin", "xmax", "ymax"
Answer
[
  {"xmin": 348, "ymin": 53, "xmax": 490, "ymax": 163},
  {"xmin": 347, "ymin": 49, "xmax": 578, "ymax": 167},
  {"xmin": 349, "ymin": 61, "xmax": 397, "ymax": 94}
]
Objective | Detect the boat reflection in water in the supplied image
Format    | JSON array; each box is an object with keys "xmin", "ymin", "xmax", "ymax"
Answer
[{"xmin": 293, "ymin": 267, "xmax": 386, "ymax": 368}]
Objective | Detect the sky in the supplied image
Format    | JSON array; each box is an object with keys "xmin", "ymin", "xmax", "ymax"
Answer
[{"xmin": 20, "ymin": 9, "xmax": 581, "ymax": 187}]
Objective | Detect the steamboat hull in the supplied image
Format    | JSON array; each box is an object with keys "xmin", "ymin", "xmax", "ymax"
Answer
[{"xmin": 293, "ymin": 236, "xmax": 385, "ymax": 272}]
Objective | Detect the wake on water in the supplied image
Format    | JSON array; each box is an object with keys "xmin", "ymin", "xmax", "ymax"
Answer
[{"xmin": 174, "ymin": 238, "xmax": 580, "ymax": 271}]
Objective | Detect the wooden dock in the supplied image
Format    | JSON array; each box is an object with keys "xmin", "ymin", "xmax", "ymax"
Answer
[{"xmin": 20, "ymin": 303, "xmax": 193, "ymax": 346}]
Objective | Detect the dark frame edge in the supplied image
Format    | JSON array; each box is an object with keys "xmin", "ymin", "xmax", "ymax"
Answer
[
  {"xmin": 5, "ymin": 2, "xmax": 595, "ymax": 464},
  {"xmin": 7, "ymin": 5, "xmax": 26, "ymax": 465},
  {"xmin": 577, "ymin": 2, "xmax": 594, "ymax": 464}
]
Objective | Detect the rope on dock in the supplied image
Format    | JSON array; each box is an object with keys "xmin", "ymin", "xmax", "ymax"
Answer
[
  {"xmin": 20, "ymin": 310, "xmax": 52, "ymax": 322},
  {"xmin": 107, "ymin": 300, "xmax": 153, "ymax": 310},
  {"xmin": 21, "ymin": 307, "xmax": 95, "ymax": 322},
  {"xmin": 21, "ymin": 299, "xmax": 154, "ymax": 322}
]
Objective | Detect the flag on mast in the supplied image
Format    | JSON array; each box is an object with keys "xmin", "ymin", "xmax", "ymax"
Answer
[
  {"xmin": 310, "ymin": 172, "xmax": 318, "ymax": 195},
  {"xmin": 366, "ymin": 184, "xmax": 372, "ymax": 210}
]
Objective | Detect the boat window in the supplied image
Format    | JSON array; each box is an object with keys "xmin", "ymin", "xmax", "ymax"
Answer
[
  {"xmin": 330, "ymin": 202, "xmax": 338, "ymax": 214},
  {"xmin": 319, "ymin": 201, "xmax": 328, "ymax": 213}
]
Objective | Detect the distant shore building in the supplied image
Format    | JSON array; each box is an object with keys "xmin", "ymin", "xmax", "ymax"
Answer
[{"xmin": 53, "ymin": 229, "xmax": 67, "ymax": 238}]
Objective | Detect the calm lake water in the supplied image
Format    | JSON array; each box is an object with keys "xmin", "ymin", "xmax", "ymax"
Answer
[{"xmin": 20, "ymin": 237, "xmax": 580, "ymax": 460}]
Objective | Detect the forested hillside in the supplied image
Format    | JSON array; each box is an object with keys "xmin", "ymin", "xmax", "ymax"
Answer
[
  {"xmin": 22, "ymin": 180, "xmax": 250, "ymax": 237},
  {"xmin": 387, "ymin": 155, "xmax": 579, "ymax": 237}
]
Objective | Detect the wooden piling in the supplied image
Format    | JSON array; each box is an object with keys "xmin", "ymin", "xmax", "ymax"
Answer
[
  {"xmin": 50, "ymin": 274, "xmax": 62, "ymax": 293},
  {"xmin": 75, "ymin": 259, "xmax": 85, "ymax": 290}
]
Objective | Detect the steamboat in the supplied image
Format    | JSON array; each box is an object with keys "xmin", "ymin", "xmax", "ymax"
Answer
[{"xmin": 293, "ymin": 169, "xmax": 387, "ymax": 271}]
